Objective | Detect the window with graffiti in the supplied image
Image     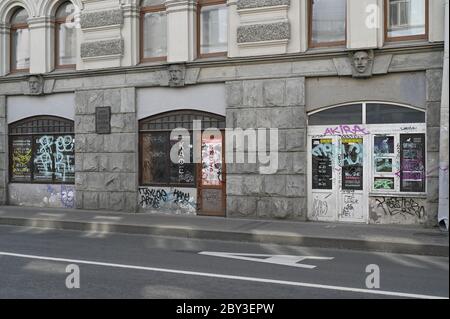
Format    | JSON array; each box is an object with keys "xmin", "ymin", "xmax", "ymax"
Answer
[
  {"xmin": 139, "ymin": 110, "xmax": 225, "ymax": 187},
  {"xmin": 9, "ymin": 116, "xmax": 75, "ymax": 184}
]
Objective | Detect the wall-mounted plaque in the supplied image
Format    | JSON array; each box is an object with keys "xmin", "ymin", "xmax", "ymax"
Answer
[{"xmin": 96, "ymin": 107, "xmax": 111, "ymax": 134}]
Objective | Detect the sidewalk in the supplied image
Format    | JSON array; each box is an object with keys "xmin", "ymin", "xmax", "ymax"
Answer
[{"xmin": 0, "ymin": 205, "xmax": 448, "ymax": 257}]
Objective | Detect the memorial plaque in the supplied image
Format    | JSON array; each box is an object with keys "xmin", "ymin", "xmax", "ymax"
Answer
[{"xmin": 96, "ymin": 107, "xmax": 111, "ymax": 134}]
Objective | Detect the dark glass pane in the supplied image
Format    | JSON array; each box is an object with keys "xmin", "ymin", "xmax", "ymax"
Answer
[
  {"xmin": 141, "ymin": 133, "xmax": 169, "ymax": 183},
  {"xmin": 11, "ymin": 135, "xmax": 32, "ymax": 182},
  {"xmin": 366, "ymin": 103, "xmax": 425, "ymax": 124},
  {"xmin": 33, "ymin": 135, "xmax": 55, "ymax": 182},
  {"xmin": 169, "ymin": 134, "xmax": 195, "ymax": 185},
  {"xmin": 54, "ymin": 135, "xmax": 75, "ymax": 183},
  {"xmin": 309, "ymin": 104, "xmax": 362, "ymax": 125}
]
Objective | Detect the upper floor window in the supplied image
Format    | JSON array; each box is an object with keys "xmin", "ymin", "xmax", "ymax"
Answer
[
  {"xmin": 309, "ymin": 0, "xmax": 346, "ymax": 48},
  {"xmin": 55, "ymin": 2, "xmax": 77, "ymax": 68},
  {"xmin": 140, "ymin": 0, "xmax": 167, "ymax": 62},
  {"xmin": 385, "ymin": 0, "xmax": 428, "ymax": 41},
  {"xmin": 10, "ymin": 8, "xmax": 30, "ymax": 72},
  {"xmin": 198, "ymin": 0, "xmax": 228, "ymax": 58}
]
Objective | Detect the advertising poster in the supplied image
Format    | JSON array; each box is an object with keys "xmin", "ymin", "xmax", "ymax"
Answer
[
  {"xmin": 341, "ymin": 138, "xmax": 363, "ymax": 190},
  {"xmin": 312, "ymin": 139, "xmax": 333, "ymax": 190}
]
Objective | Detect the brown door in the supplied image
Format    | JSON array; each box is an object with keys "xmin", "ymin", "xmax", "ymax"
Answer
[{"xmin": 197, "ymin": 131, "xmax": 226, "ymax": 216}]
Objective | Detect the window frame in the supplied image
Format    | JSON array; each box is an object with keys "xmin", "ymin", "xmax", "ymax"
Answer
[
  {"xmin": 9, "ymin": 8, "xmax": 30, "ymax": 74},
  {"xmin": 140, "ymin": 1, "xmax": 167, "ymax": 63},
  {"xmin": 307, "ymin": 102, "xmax": 427, "ymax": 196},
  {"xmin": 197, "ymin": 0, "xmax": 228, "ymax": 59},
  {"xmin": 55, "ymin": 2, "xmax": 77, "ymax": 70},
  {"xmin": 8, "ymin": 116, "xmax": 75, "ymax": 184},
  {"xmin": 308, "ymin": 0, "xmax": 347, "ymax": 49},
  {"xmin": 384, "ymin": 0, "xmax": 429, "ymax": 42}
]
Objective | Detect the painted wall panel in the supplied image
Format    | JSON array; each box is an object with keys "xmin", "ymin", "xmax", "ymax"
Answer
[{"xmin": 7, "ymin": 93, "xmax": 75, "ymax": 123}]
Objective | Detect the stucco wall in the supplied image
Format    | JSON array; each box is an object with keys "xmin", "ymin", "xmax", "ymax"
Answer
[
  {"xmin": 305, "ymin": 72, "xmax": 427, "ymax": 112},
  {"xmin": 7, "ymin": 93, "xmax": 75, "ymax": 123},
  {"xmin": 137, "ymin": 84, "xmax": 227, "ymax": 120}
]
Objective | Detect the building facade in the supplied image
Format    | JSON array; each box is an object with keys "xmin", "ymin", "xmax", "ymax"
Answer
[{"xmin": 0, "ymin": 0, "xmax": 448, "ymax": 227}]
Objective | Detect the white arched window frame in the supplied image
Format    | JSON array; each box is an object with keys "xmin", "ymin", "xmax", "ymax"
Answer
[{"xmin": 307, "ymin": 101, "xmax": 427, "ymax": 195}]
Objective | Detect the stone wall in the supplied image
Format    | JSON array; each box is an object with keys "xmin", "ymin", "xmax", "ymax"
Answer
[
  {"xmin": 426, "ymin": 68, "xmax": 443, "ymax": 226},
  {"xmin": 0, "ymin": 95, "xmax": 6, "ymax": 204},
  {"xmin": 75, "ymin": 88, "xmax": 138, "ymax": 212},
  {"xmin": 8, "ymin": 183, "xmax": 75, "ymax": 208},
  {"xmin": 226, "ymin": 77, "xmax": 307, "ymax": 220}
]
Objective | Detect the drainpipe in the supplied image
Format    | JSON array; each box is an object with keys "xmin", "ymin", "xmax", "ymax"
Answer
[{"xmin": 438, "ymin": 0, "xmax": 449, "ymax": 231}]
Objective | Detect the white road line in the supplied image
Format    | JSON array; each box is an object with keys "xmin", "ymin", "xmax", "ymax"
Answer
[{"xmin": 0, "ymin": 251, "xmax": 447, "ymax": 299}]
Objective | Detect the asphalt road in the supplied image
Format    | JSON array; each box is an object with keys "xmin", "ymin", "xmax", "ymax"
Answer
[{"xmin": 0, "ymin": 224, "xmax": 448, "ymax": 299}]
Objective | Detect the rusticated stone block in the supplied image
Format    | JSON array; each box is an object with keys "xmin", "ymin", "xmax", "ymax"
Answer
[
  {"xmin": 237, "ymin": 22, "xmax": 290, "ymax": 43},
  {"xmin": 227, "ymin": 195, "xmax": 258, "ymax": 217},
  {"xmin": 237, "ymin": 0, "xmax": 290, "ymax": 10}
]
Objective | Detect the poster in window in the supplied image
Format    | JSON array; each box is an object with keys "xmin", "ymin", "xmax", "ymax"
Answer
[
  {"xmin": 341, "ymin": 138, "xmax": 363, "ymax": 190},
  {"xmin": 374, "ymin": 177, "xmax": 395, "ymax": 190},
  {"xmin": 142, "ymin": 133, "xmax": 169, "ymax": 184},
  {"xmin": 202, "ymin": 135, "xmax": 222, "ymax": 186},
  {"xmin": 11, "ymin": 136, "xmax": 32, "ymax": 182},
  {"xmin": 400, "ymin": 134, "xmax": 425, "ymax": 192},
  {"xmin": 374, "ymin": 136, "xmax": 394, "ymax": 154},
  {"xmin": 170, "ymin": 134, "xmax": 195, "ymax": 185},
  {"xmin": 33, "ymin": 135, "xmax": 55, "ymax": 181},
  {"xmin": 54, "ymin": 135, "xmax": 75, "ymax": 183},
  {"xmin": 312, "ymin": 139, "xmax": 333, "ymax": 190}
]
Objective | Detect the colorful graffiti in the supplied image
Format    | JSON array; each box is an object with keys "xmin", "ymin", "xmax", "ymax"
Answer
[{"xmin": 322, "ymin": 125, "xmax": 370, "ymax": 136}]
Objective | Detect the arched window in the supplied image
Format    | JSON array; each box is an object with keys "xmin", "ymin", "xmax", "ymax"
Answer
[
  {"xmin": 9, "ymin": 116, "xmax": 75, "ymax": 184},
  {"xmin": 139, "ymin": 110, "xmax": 225, "ymax": 186},
  {"xmin": 55, "ymin": 1, "xmax": 77, "ymax": 68},
  {"xmin": 140, "ymin": 0, "xmax": 167, "ymax": 62},
  {"xmin": 308, "ymin": 102, "xmax": 425, "ymax": 125},
  {"xmin": 308, "ymin": 102, "xmax": 427, "ymax": 194},
  {"xmin": 10, "ymin": 8, "xmax": 29, "ymax": 72}
]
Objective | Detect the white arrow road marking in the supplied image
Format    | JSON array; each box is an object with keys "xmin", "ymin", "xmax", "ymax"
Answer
[
  {"xmin": 198, "ymin": 252, "xmax": 334, "ymax": 269},
  {"xmin": 0, "ymin": 251, "xmax": 447, "ymax": 299}
]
